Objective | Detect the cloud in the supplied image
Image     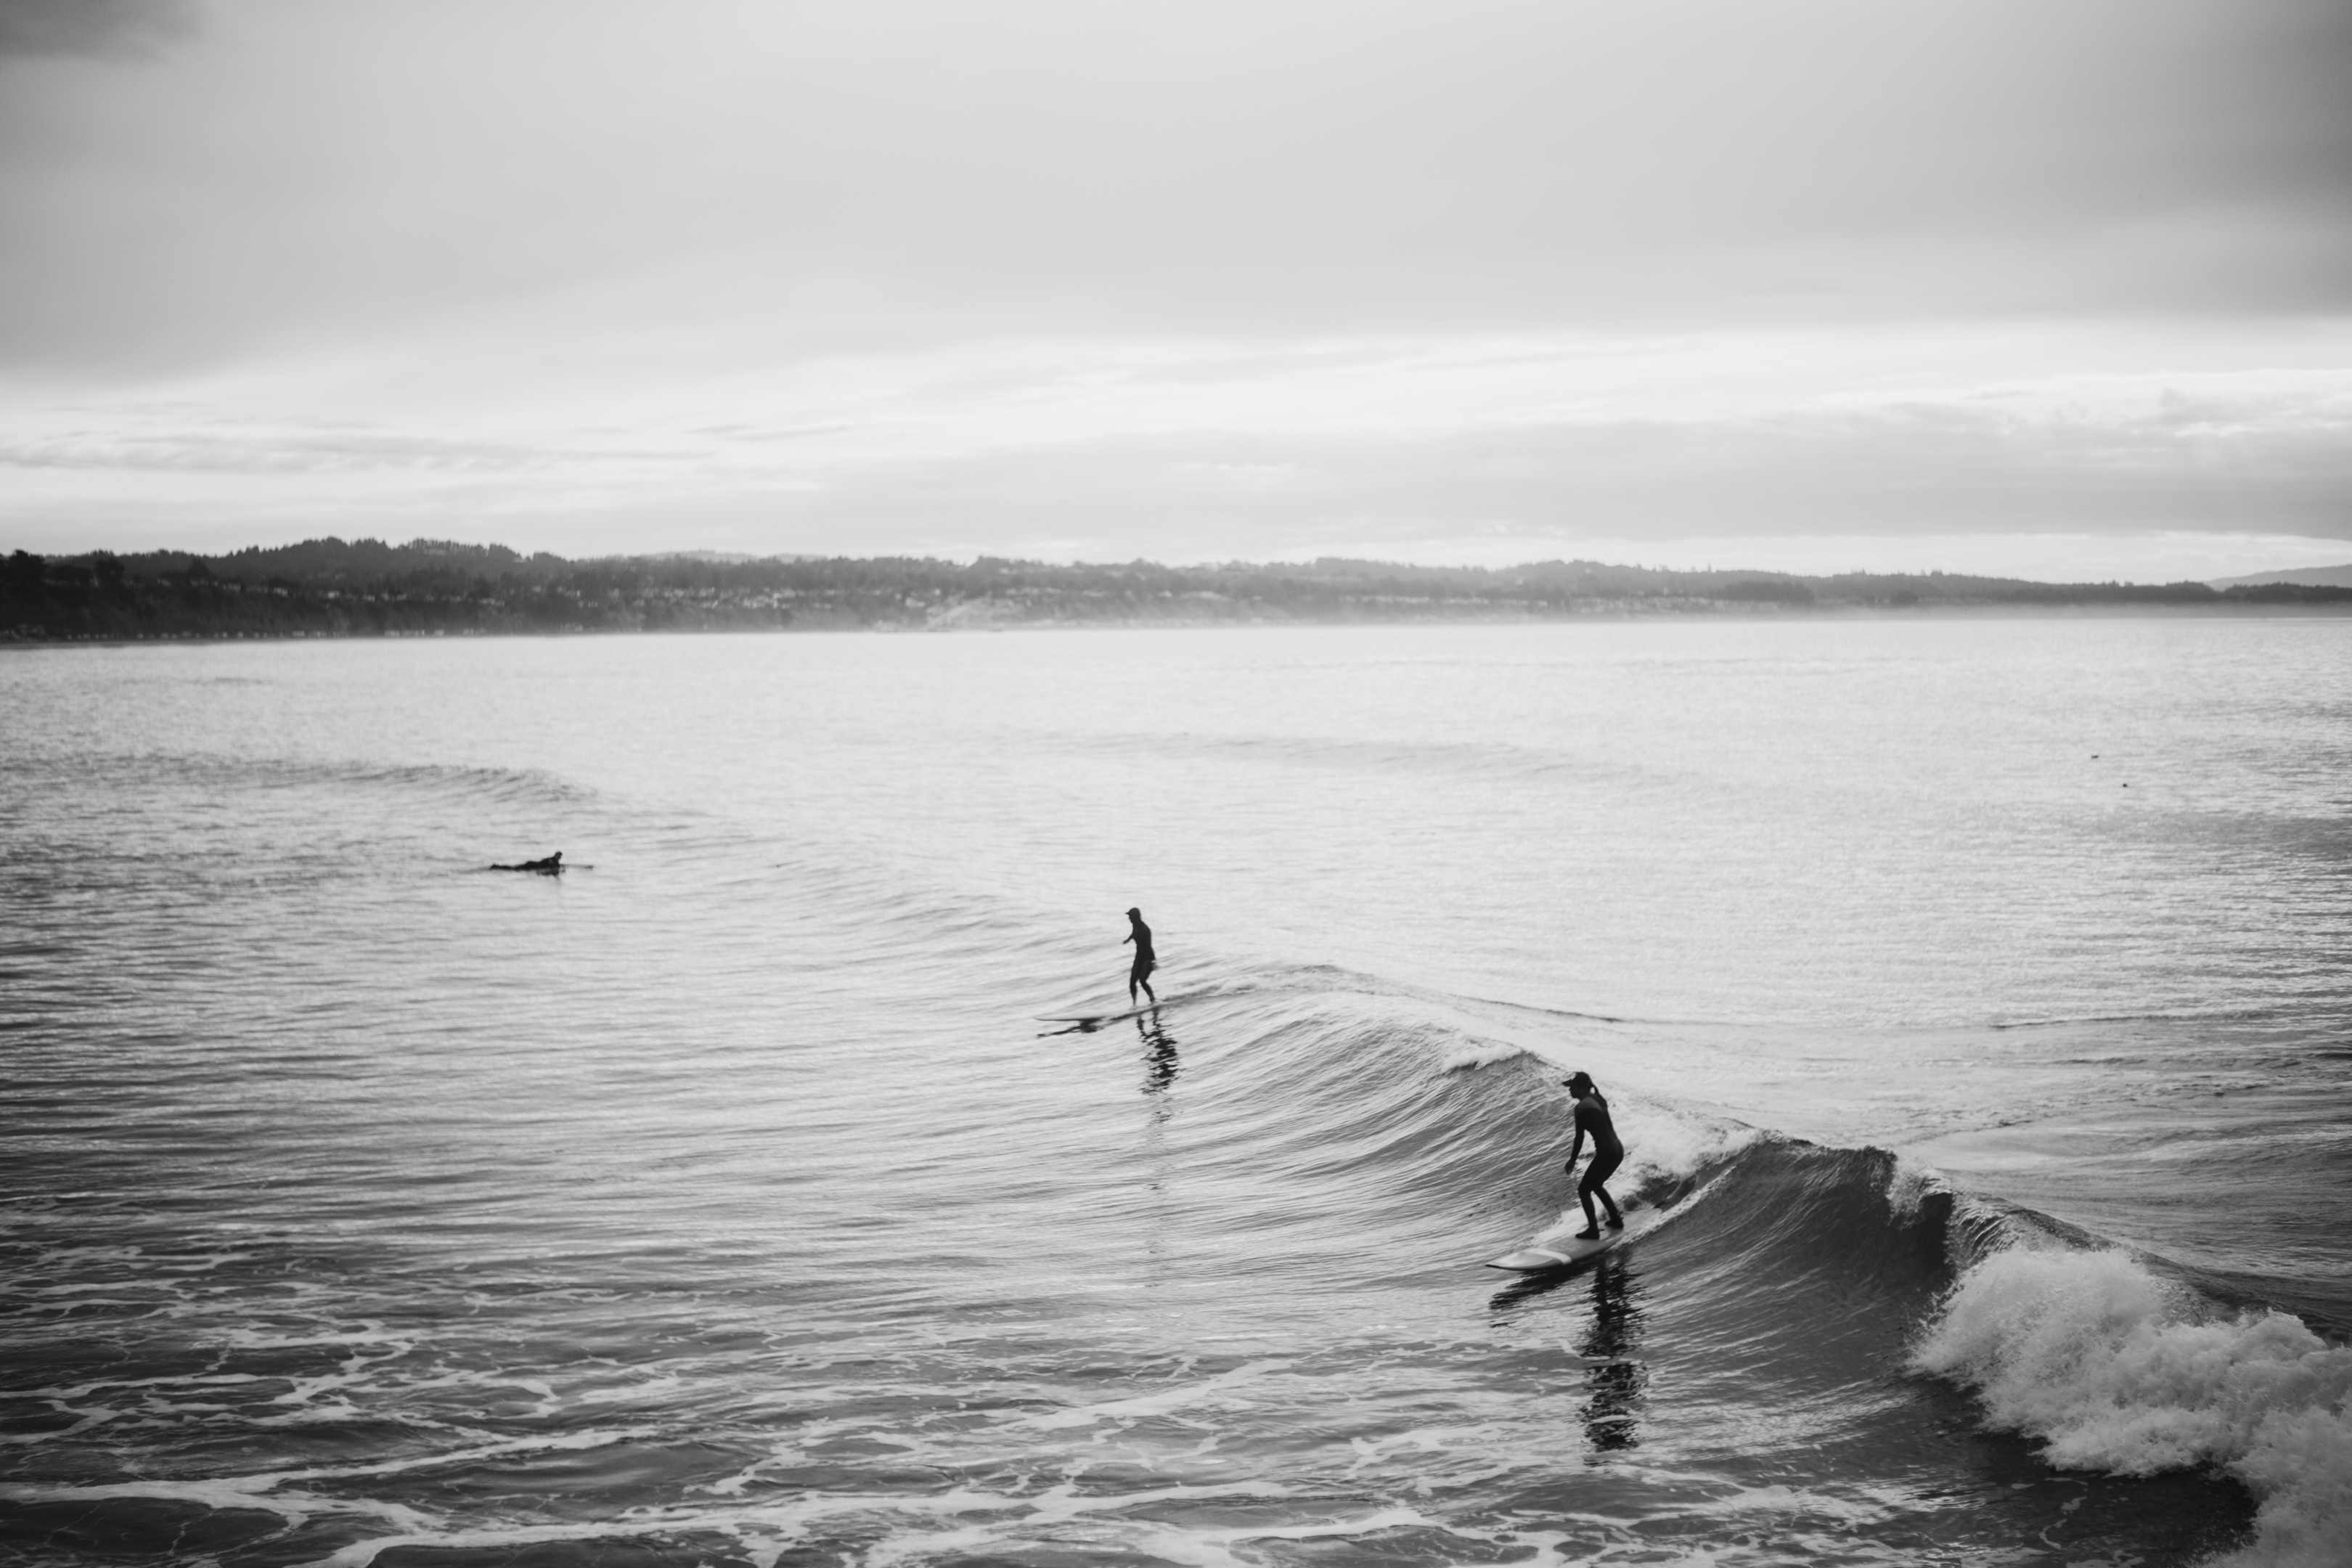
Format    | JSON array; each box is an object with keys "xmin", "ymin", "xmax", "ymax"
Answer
[
  {"xmin": 3, "ymin": 0, "xmax": 2349, "ymax": 375},
  {"xmin": 0, "ymin": 0, "xmax": 191, "ymax": 60},
  {"xmin": 8, "ymin": 358, "xmax": 2347, "ymax": 571},
  {"xmin": 0, "ymin": 420, "xmax": 666, "ymax": 475},
  {"xmin": 0, "ymin": 1, "xmax": 2345, "ymax": 571},
  {"xmin": 714, "ymin": 393, "xmax": 2352, "ymax": 560}
]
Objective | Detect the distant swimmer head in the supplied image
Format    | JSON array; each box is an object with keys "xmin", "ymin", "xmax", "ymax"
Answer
[{"xmin": 1564, "ymin": 1071, "xmax": 1596, "ymax": 1095}]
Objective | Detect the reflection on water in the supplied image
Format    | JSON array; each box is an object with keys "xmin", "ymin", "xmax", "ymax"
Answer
[
  {"xmin": 1138, "ymin": 1010, "xmax": 1180, "ymax": 1100},
  {"xmin": 1579, "ymin": 1254, "xmax": 1648, "ymax": 1455},
  {"xmin": 1138, "ymin": 1010, "xmax": 1180, "ymax": 1273},
  {"xmin": 1485, "ymin": 1253, "xmax": 1650, "ymax": 1453}
]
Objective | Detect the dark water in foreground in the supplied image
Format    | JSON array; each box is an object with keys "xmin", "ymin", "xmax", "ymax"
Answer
[{"xmin": 3, "ymin": 620, "xmax": 2348, "ymax": 1566}]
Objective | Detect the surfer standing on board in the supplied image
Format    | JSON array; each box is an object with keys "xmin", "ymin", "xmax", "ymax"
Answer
[
  {"xmin": 1123, "ymin": 907, "xmax": 1159, "ymax": 1007},
  {"xmin": 1564, "ymin": 1071, "xmax": 1625, "ymax": 1239}
]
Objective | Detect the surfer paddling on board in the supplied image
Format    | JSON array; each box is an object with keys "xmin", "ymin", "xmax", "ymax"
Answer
[
  {"xmin": 1563, "ymin": 1071, "xmax": 1625, "ymax": 1240},
  {"xmin": 490, "ymin": 851, "xmax": 563, "ymax": 875},
  {"xmin": 1123, "ymin": 907, "xmax": 1159, "ymax": 1008}
]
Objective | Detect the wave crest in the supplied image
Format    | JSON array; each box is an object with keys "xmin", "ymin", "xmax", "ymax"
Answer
[{"xmin": 1911, "ymin": 1246, "xmax": 2352, "ymax": 1567}]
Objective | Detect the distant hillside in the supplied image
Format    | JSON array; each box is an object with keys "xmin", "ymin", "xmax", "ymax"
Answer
[
  {"xmin": 2208, "ymin": 563, "xmax": 2352, "ymax": 589},
  {"xmin": 6, "ymin": 536, "xmax": 2350, "ymax": 642}
]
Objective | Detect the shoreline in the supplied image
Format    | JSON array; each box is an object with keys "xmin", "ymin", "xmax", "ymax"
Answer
[
  {"xmin": 8, "ymin": 596, "xmax": 2352, "ymax": 647},
  {"xmin": 10, "ymin": 536, "xmax": 2351, "ymax": 643}
]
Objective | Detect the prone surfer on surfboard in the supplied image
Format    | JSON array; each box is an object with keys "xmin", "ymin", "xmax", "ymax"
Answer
[
  {"xmin": 1123, "ymin": 907, "xmax": 1159, "ymax": 1007},
  {"xmin": 1563, "ymin": 1071, "xmax": 1625, "ymax": 1240},
  {"xmin": 490, "ymin": 851, "xmax": 563, "ymax": 874}
]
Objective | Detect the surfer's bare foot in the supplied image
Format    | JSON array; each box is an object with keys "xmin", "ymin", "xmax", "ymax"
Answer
[{"xmin": 1572, "ymin": 1227, "xmax": 1601, "ymax": 1241}]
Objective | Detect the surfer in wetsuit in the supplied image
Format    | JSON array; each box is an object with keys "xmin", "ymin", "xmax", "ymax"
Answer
[
  {"xmin": 1564, "ymin": 1071, "xmax": 1625, "ymax": 1240},
  {"xmin": 1123, "ymin": 907, "xmax": 1159, "ymax": 1007},
  {"xmin": 490, "ymin": 851, "xmax": 563, "ymax": 875}
]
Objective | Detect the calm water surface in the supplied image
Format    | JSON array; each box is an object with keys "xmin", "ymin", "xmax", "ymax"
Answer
[{"xmin": 3, "ymin": 618, "xmax": 2348, "ymax": 1567}]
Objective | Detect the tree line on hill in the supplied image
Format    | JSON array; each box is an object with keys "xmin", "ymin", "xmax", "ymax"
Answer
[{"xmin": 4, "ymin": 536, "xmax": 2345, "ymax": 642}]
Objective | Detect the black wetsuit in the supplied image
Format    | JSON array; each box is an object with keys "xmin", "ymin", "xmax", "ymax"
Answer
[
  {"xmin": 1124, "ymin": 918, "xmax": 1156, "ymax": 987},
  {"xmin": 1569, "ymin": 1092, "xmax": 1624, "ymax": 1219},
  {"xmin": 490, "ymin": 852, "xmax": 563, "ymax": 875}
]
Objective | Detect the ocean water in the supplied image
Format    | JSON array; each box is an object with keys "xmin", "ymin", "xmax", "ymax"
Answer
[{"xmin": 2, "ymin": 617, "xmax": 2348, "ymax": 1568}]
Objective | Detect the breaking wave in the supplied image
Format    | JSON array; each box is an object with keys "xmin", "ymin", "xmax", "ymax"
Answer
[{"xmin": 1912, "ymin": 1246, "xmax": 2352, "ymax": 1568}]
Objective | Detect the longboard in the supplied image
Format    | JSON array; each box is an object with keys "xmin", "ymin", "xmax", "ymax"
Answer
[
  {"xmin": 1037, "ymin": 998, "xmax": 1184, "ymax": 1029},
  {"xmin": 1485, "ymin": 1204, "xmax": 1657, "ymax": 1272}
]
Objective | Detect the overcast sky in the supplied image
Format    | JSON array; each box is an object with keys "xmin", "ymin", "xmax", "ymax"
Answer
[{"xmin": 3, "ymin": 0, "xmax": 2348, "ymax": 577}]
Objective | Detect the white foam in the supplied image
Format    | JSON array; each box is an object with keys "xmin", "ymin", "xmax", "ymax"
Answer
[
  {"xmin": 1910, "ymin": 1248, "xmax": 2352, "ymax": 1568},
  {"xmin": 0, "ymin": 1476, "xmax": 436, "ymax": 1533},
  {"xmin": 1441, "ymin": 1041, "xmax": 1526, "ymax": 1072},
  {"xmin": 0, "ymin": 1400, "xmax": 119, "ymax": 1447},
  {"xmin": 1881, "ymin": 1158, "xmax": 1950, "ymax": 1224},
  {"xmin": 219, "ymin": 1321, "xmax": 409, "ymax": 1350},
  {"xmin": 291, "ymin": 1479, "xmax": 1309, "ymax": 1568},
  {"xmin": 1018, "ymin": 1357, "xmax": 1291, "ymax": 1431},
  {"xmin": 1615, "ymin": 1106, "xmax": 1755, "ymax": 1185}
]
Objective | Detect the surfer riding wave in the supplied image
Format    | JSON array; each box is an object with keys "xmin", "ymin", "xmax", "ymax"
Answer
[
  {"xmin": 1564, "ymin": 1071, "xmax": 1624, "ymax": 1240},
  {"xmin": 1123, "ymin": 907, "xmax": 1158, "ymax": 1007}
]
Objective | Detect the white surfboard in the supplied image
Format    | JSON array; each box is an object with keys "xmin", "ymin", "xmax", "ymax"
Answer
[
  {"xmin": 1485, "ymin": 1204, "xmax": 1657, "ymax": 1272},
  {"xmin": 1036, "ymin": 998, "xmax": 1182, "ymax": 1029}
]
